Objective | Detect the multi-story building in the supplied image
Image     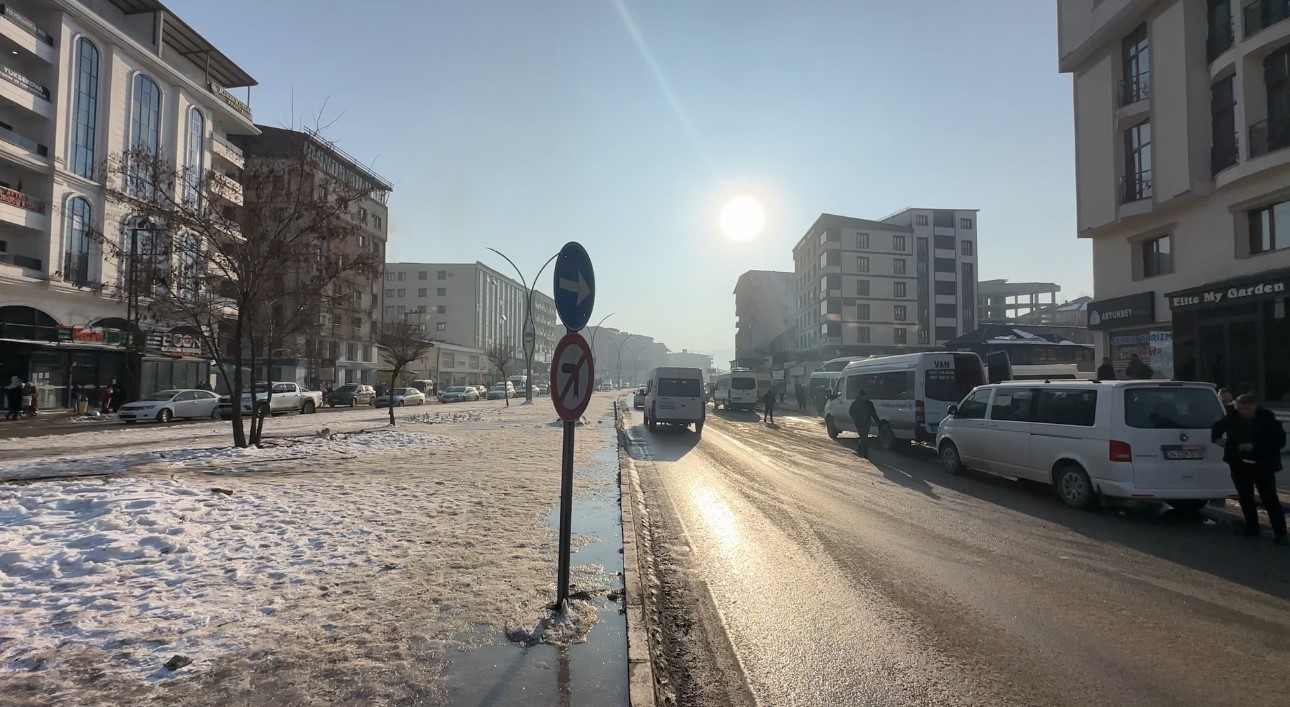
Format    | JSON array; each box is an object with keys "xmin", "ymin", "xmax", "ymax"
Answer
[
  {"xmin": 233, "ymin": 125, "xmax": 392, "ymax": 388},
  {"xmin": 382, "ymin": 262, "xmax": 559, "ymax": 379},
  {"xmin": 0, "ymin": 0, "xmax": 257, "ymax": 406},
  {"xmin": 1059, "ymin": 0, "xmax": 1290, "ymax": 394},
  {"xmin": 880, "ymin": 207, "xmax": 980, "ymax": 345},
  {"xmin": 733, "ymin": 269, "xmax": 795, "ymax": 365},
  {"xmin": 582, "ymin": 326, "xmax": 665, "ymax": 386},
  {"xmin": 978, "ymin": 279, "xmax": 1063, "ymax": 323},
  {"xmin": 665, "ymin": 349, "xmax": 714, "ymax": 374}
]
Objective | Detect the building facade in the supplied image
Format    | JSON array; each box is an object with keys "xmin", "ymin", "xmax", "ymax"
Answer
[
  {"xmin": 582, "ymin": 326, "xmax": 665, "ymax": 386},
  {"xmin": 0, "ymin": 0, "xmax": 257, "ymax": 407},
  {"xmin": 879, "ymin": 208, "xmax": 981, "ymax": 345},
  {"xmin": 665, "ymin": 349, "xmax": 714, "ymax": 374},
  {"xmin": 382, "ymin": 262, "xmax": 560, "ymax": 381},
  {"xmin": 733, "ymin": 269, "xmax": 795, "ymax": 365},
  {"xmin": 978, "ymin": 279, "xmax": 1063, "ymax": 323},
  {"xmin": 1059, "ymin": 0, "xmax": 1290, "ymax": 396}
]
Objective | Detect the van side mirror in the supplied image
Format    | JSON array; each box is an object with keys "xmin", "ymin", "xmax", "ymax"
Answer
[{"xmin": 946, "ymin": 404, "xmax": 958, "ymax": 417}]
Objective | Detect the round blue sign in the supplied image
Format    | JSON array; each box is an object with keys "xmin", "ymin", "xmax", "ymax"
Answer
[{"xmin": 552, "ymin": 242, "xmax": 595, "ymax": 331}]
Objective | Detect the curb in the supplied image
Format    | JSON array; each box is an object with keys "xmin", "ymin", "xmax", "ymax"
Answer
[{"xmin": 615, "ymin": 399, "xmax": 657, "ymax": 707}]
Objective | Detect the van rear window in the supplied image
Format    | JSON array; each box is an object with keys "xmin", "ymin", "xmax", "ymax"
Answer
[
  {"xmin": 1124, "ymin": 388, "xmax": 1223, "ymax": 430},
  {"xmin": 731, "ymin": 378, "xmax": 757, "ymax": 390},
  {"xmin": 658, "ymin": 378, "xmax": 702, "ymax": 397}
]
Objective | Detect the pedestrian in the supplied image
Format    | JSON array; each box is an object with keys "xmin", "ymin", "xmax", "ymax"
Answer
[
  {"xmin": 761, "ymin": 386, "xmax": 777, "ymax": 424},
  {"xmin": 109, "ymin": 383, "xmax": 126, "ymax": 412},
  {"xmin": 1096, "ymin": 357, "xmax": 1116, "ymax": 381},
  {"xmin": 1218, "ymin": 387, "xmax": 1235, "ymax": 415},
  {"xmin": 1211, "ymin": 393, "xmax": 1287, "ymax": 544},
  {"xmin": 778, "ymin": 384, "xmax": 785, "ymax": 405},
  {"xmin": 98, "ymin": 383, "xmax": 113, "ymax": 413},
  {"xmin": 849, "ymin": 388, "xmax": 880, "ymax": 458},
  {"xmin": 4, "ymin": 376, "xmax": 21, "ymax": 420},
  {"xmin": 795, "ymin": 383, "xmax": 806, "ymax": 411},
  {"xmin": 1125, "ymin": 353, "xmax": 1153, "ymax": 379},
  {"xmin": 22, "ymin": 381, "xmax": 36, "ymax": 418}
]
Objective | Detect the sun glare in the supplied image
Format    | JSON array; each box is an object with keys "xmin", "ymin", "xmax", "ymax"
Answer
[{"xmin": 720, "ymin": 196, "xmax": 765, "ymax": 242}]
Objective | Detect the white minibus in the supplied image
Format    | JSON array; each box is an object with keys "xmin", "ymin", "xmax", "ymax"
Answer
[
  {"xmin": 713, "ymin": 368, "xmax": 759, "ymax": 411},
  {"xmin": 643, "ymin": 367, "xmax": 707, "ymax": 433}
]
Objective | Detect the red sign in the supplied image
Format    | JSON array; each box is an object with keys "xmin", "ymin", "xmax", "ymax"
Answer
[{"xmin": 550, "ymin": 333, "xmax": 595, "ymax": 422}]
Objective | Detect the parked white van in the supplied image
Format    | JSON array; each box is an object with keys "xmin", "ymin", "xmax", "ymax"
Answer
[
  {"xmin": 713, "ymin": 368, "xmax": 759, "ymax": 411},
  {"xmin": 936, "ymin": 380, "xmax": 1231, "ymax": 509},
  {"xmin": 644, "ymin": 367, "xmax": 707, "ymax": 433},
  {"xmin": 823, "ymin": 352, "xmax": 987, "ymax": 448}
]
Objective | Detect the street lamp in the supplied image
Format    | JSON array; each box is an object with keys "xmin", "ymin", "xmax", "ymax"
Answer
[
  {"xmin": 487, "ymin": 248, "xmax": 558, "ymax": 404},
  {"xmin": 611, "ymin": 333, "xmax": 640, "ymax": 388},
  {"xmin": 586, "ymin": 312, "xmax": 616, "ymax": 353},
  {"xmin": 629, "ymin": 339, "xmax": 652, "ymax": 386}
]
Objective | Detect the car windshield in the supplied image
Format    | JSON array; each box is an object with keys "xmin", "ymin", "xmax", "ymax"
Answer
[
  {"xmin": 1124, "ymin": 387, "xmax": 1224, "ymax": 430},
  {"xmin": 336, "ymin": 385, "xmax": 358, "ymax": 393},
  {"xmin": 445, "ymin": 387, "xmax": 467, "ymax": 393},
  {"xmin": 143, "ymin": 391, "xmax": 179, "ymax": 401}
]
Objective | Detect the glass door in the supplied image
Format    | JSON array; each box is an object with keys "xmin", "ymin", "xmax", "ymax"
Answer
[{"xmin": 1196, "ymin": 317, "xmax": 1262, "ymax": 393}]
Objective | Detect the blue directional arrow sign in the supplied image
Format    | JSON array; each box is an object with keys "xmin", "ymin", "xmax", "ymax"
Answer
[{"xmin": 552, "ymin": 242, "xmax": 595, "ymax": 332}]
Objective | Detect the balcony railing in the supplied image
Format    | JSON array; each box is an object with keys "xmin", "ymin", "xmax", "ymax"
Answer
[
  {"xmin": 1249, "ymin": 118, "xmax": 1290, "ymax": 157},
  {"xmin": 1207, "ymin": 19, "xmax": 1234, "ymax": 61},
  {"xmin": 0, "ymin": 121, "xmax": 44, "ymax": 156},
  {"xmin": 63, "ymin": 251, "xmax": 89, "ymax": 286},
  {"xmin": 0, "ymin": 184, "xmax": 44, "ymax": 213},
  {"xmin": 1120, "ymin": 170, "xmax": 1153, "ymax": 204},
  {"xmin": 208, "ymin": 171, "xmax": 243, "ymax": 203},
  {"xmin": 0, "ymin": 251, "xmax": 41, "ymax": 270},
  {"xmin": 0, "ymin": 4, "xmax": 53, "ymax": 46},
  {"xmin": 0, "ymin": 63, "xmax": 48, "ymax": 100},
  {"xmin": 1212, "ymin": 132, "xmax": 1239, "ymax": 174},
  {"xmin": 1118, "ymin": 72, "xmax": 1151, "ymax": 107},
  {"xmin": 1244, "ymin": 0, "xmax": 1290, "ymax": 37}
]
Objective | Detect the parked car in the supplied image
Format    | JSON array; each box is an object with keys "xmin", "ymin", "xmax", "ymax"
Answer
[
  {"xmin": 439, "ymin": 386, "xmax": 479, "ymax": 403},
  {"xmin": 118, "ymin": 389, "xmax": 221, "ymax": 424},
  {"xmin": 599, "ymin": 382, "xmax": 614, "ymax": 392},
  {"xmin": 471, "ymin": 384, "xmax": 489, "ymax": 399},
  {"xmin": 633, "ymin": 387, "xmax": 647, "ymax": 409},
  {"xmin": 218, "ymin": 382, "xmax": 321, "ymax": 419},
  {"xmin": 487, "ymin": 382, "xmax": 516, "ymax": 400},
  {"xmin": 327, "ymin": 384, "xmax": 376, "ymax": 407},
  {"xmin": 936, "ymin": 380, "xmax": 1231, "ymax": 510},
  {"xmin": 375, "ymin": 387, "xmax": 427, "ymax": 407}
]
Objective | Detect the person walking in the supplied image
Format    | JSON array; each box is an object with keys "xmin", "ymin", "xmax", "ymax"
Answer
[
  {"xmin": 1125, "ymin": 353, "xmax": 1153, "ymax": 379},
  {"xmin": 849, "ymin": 388, "xmax": 880, "ymax": 458},
  {"xmin": 98, "ymin": 383, "xmax": 113, "ymax": 413},
  {"xmin": 22, "ymin": 381, "xmax": 37, "ymax": 418},
  {"xmin": 761, "ymin": 386, "xmax": 778, "ymax": 424},
  {"xmin": 1096, "ymin": 357, "xmax": 1116, "ymax": 381},
  {"xmin": 4, "ymin": 376, "xmax": 22, "ymax": 420},
  {"xmin": 795, "ymin": 383, "xmax": 806, "ymax": 411},
  {"xmin": 1212, "ymin": 393, "xmax": 1287, "ymax": 544}
]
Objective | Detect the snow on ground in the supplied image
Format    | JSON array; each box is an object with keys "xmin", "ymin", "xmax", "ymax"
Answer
[{"xmin": 0, "ymin": 396, "xmax": 622, "ymax": 706}]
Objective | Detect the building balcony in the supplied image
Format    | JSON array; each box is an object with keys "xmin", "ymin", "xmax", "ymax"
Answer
[
  {"xmin": 1119, "ymin": 170, "xmax": 1153, "ymax": 204},
  {"xmin": 208, "ymin": 171, "xmax": 243, "ymax": 206},
  {"xmin": 0, "ymin": 184, "xmax": 45, "ymax": 229},
  {"xmin": 1244, "ymin": 0, "xmax": 1290, "ymax": 37},
  {"xmin": 211, "ymin": 133, "xmax": 244, "ymax": 169},
  {"xmin": 0, "ymin": 250, "xmax": 42, "ymax": 278},
  {"xmin": 0, "ymin": 4, "xmax": 53, "ymax": 64},
  {"xmin": 0, "ymin": 62, "xmax": 49, "ymax": 118},
  {"xmin": 1249, "ymin": 118, "xmax": 1290, "ymax": 158},
  {"xmin": 1211, "ymin": 132, "xmax": 1239, "ymax": 175},
  {"xmin": 1118, "ymin": 72, "xmax": 1150, "ymax": 106},
  {"xmin": 207, "ymin": 83, "xmax": 252, "ymax": 122},
  {"xmin": 1207, "ymin": 19, "xmax": 1234, "ymax": 62},
  {"xmin": 0, "ymin": 120, "xmax": 44, "ymax": 164}
]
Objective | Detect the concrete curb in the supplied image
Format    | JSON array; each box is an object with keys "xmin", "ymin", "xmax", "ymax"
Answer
[{"xmin": 615, "ymin": 399, "xmax": 657, "ymax": 707}]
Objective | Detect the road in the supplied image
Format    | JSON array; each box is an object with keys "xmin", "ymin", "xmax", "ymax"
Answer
[{"xmin": 623, "ymin": 405, "xmax": 1290, "ymax": 707}]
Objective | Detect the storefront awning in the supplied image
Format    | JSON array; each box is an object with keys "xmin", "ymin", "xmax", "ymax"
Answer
[{"xmin": 1166, "ymin": 267, "xmax": 1290, "ymax": 310}]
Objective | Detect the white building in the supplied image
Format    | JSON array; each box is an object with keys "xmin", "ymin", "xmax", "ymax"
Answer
[
  {"xmin": 1059, "ymin": 0, "xmax": 1290, "ymax": 396},
  {"xmin": 382, "ymin": 262, "xmax": 559, "ymax": 380},
  {"xmin": 0, "ymin": 0, "xmax": 256, "ymax": 406},
  {"xmin": 665, "ymin": 349, "xmax": 713, "ymax": 373}
]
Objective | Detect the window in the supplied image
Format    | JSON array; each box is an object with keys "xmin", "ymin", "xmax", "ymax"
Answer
[
  {"xmin": 395, "ymin": 305, "xmax": 406, "ymax": 316},
  {"xmin": 894, "ymin": 327, "xmax": 907, "ymax": 344},
  {"xmin": 184, "ymin": 108, "xmax": 204, "ymax": 209},
  {"xmin": 961, "ymin": 241, "xmax": 974, "ymax": 256},
  {"xmin": 130, "ymin": 75, "xmax": 161, "ymax": 153},
  {"xmin": 385, "ymin": 288, "xmax": 395, "ymax": 297},
  {"xmin": 1263, "ymin": 46, "xmax": 1290, "ymax": 156},
  {"xmin": 397, "ymin": 288, "xmax": 406, "ymax": 297},
  {"xmin": 936, "ymin": 303, "xmax": 957, "ymax": 318},
  {"xmin": 436, "ymin": 304, "xmax": 446, "ymax": 314},
  {"xmin": 419, "ymin": 271, "xmax": 428, "ymax": 280},
  {"xmin": 374, "ymin": 215, "xmax": 383, "ymax": 229},
  {"xmin": 826, "ymin": 299, "xmax": 842, "ymax": 315},
  {"xmin": 437, "ymin": 287, "xmax": 446, "ymax": 296},
  {"xmin": 959, "ymin": 218, "xmax": 973, "ymax": 229},
  {"xmin": 1124, "ymin": 388, "xmax": 1223, "ymax": 429},
  {"xmin": 893, "ymin": 281, "xmax": 906, "ymax": 297},
  {"xmin": 934, "ymin": 210, "xmax": 955, "ymax": 228},
  {"xmin": 857, "ymin": 303, "xmax": 870, "ymax": 320},
  {"xmin": 893, "ymin": 235, "xmax": 906, "ymax": 252},
  {"xmin": 856, "ymin": 280, "xmax": 870, "ymax": 296},
  {"xmin": 1211, "ymin": 75, "xmax": 1237, "ymax": 173},
  {"xmin": 1121, "ymin": 24, "xmax": 1150, "ymax": 105},
  {"xmin": 935, "ymin": 280, "xmax": 956, "ymax": 295},
  {"xmin": 935, "ymin": 257, "xmax": 956, "ymax": 273},
  {"xmin": 856, "ymin": 256, "xmax": 869, "ymax": 273},
  {"xmin": 1249, "ymin": 198, "xmax": 1290, "ymax": 254},
  {"xmin": 825, "ymin": 274, "xmax": 841, "ymax": 291},
  {"xmin": 915, "ymin": 214, "xmax": 929, "ymax": 226},
  {"xmin": 935, "ymin": 326, "xmax": 958, "ymax": 341},
  {"xmin": 934, "ymin": 235, "xmax": 955, "ymax": 251},
  {"xmin": 857, "ymin": 232, "xmax": 869, "ymax": 249},
  {"xmin": 1208, "ymin": 0, "xmax": 1233, "ymax": 61},
  {"xmin": 438, "ymin": 270, "xmax": 447, "ymax": 280},
  {"xmin": 825, "ymin": 322, "xmax": 841, "ymax": 337},
  {"xmin": 397, "ymin": 272, "xmax": 406, "ymax": 281},
  {"xmin": 954, "ymin": 389, "xmax": 991, "ymax": 419},
  {"xmin": 824, "ymin": 251, "xmax": 840, "ymax": 266},
  {"xmin": 894, "ymin": 304, "xmax": 907, "ymax": 321},
  {"xmin": 418, "ymin": 287, "xmax": 427, "ymax": 297},
  {"xmin": 659, "ymin": 377, "xmax": 703, "ymax": 397},
  {"xmin": 63, "ymin": 197, "xmax": 92, "ymax": 284},
  {"xmin": 1123, "ymin": 120, "xmax": 1153, "ymax": 202},
  {"xmin": 437, "ymin": 322, "xmax": 446, "ymax": 331},
  {"xmin": 70, "ymin": 38, "xmax": 99, "ymax": 178},
  {"xmin": 1141, "ymin": 234, "xmax": 1173, "ymax": 277},
  {"xmin": 384, "ymin": 306, "xmax": 395, "ymax": 318},
  {"xmin": 893, "ymin": 258, "xmax": 906, "ymax": 275},
  {"xmin": 386, "ymin": 273, "xmax": 396, "ymax": 281},
  {"xmin": 857, "ymin": 327, "xmax": 871, "ymax": 343},
  {"xmin": 989, "ymin": 389, "xmax": 1034, "ymax": 421},
  {"xmin": 1034, "ymin": 389, "xmax": 1098, "ymax": 427},
  {"xmin": 354, "ymin": 292, "xmax": 362, "ymax": 307}
]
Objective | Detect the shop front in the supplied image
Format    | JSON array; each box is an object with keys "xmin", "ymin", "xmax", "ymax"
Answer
[
  {"xmin": 1087, "ymin": 292, "xmax": 1172, "ymax": 379},
  {"xmin": 1167, "ymin": 268, "xmax": 1290, "ymax": 405}
]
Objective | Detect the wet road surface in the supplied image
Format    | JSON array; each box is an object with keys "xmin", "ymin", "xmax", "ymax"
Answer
[{"xmin": 623, "ymin": 406, "xmax": 1290, "ymax": 707}]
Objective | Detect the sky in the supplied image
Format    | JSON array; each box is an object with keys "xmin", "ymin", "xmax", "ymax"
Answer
[{"xmin": 172, "ymin": 0, "xmax": 1086, "ymax": 366}]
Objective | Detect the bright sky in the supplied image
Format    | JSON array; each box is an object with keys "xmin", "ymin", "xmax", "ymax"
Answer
[{"xmin": 172, "ymin": 0, "xmax": 1085, "ymax": 366}]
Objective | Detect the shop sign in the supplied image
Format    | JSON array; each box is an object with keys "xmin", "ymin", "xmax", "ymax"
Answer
[
  {"xmin": 1168, "ymin": 273, "xmax": 1290, "ymax": 309},
  {"xmin": 150, "ymin": 331, "xmax": 205, "ymax": 356},
  {"xmin": 1108, "ymin": 329, "xmax": 1173, "ymax": 379},
  {"xmin": 208, "ymin": 83, "xmax": 252, "ymax": 119},
  {"xmin": 1087, "ymin": 292, "xmax": 1155, "ymax": 329},
  {"xmin": 58, "ymin": 326, "xmax": 124, "ymax": 346}
]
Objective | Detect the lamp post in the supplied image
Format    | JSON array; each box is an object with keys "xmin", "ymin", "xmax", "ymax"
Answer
[
  {"xmin": 611, "ymin": 333, "xmax": 640, "ymax": 389},
  {"xmin": 629, "ymin": 339, "xmax": 652, "ymax": 386},
  {"xmin": 487, "ymin": 248, "xmax": 558, "ymax": 404}
]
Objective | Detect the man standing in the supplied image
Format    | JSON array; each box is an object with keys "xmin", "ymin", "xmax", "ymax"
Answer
[
  {"xmin": 1212, "ymin": 394, "xmax": 1287, "ymax": 544},
  {"xmin": 1125, "ymin": 353, "xmax": 1154, "ymax": 379},
  {"xmin": 795, "ymin": 383, "xmax": 806, "ymax": 411},
  {"xmin": 1218, "ymin": 388, "xmax": 1236, "ymax": 414},
  {"xmin": 849, "ymin": 388, "xmax": 880, "ymax": 458},
  {"xmin": 761, "ymin": 386, "xmax": 777, "ymax": 424},
  {"xmin": 1096, "ymin": 357, "xmax": 1116, "ymax": 381},
  {"xmin": 4, "ymin": 376, "xmax": 21, "ymax": 420}
]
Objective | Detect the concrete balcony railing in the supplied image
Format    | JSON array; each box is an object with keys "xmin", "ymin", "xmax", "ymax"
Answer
[
  {"xmin": 211, "ymin": 133, "xmax": 244, "ymax": 169},
  {"xmin": 208, "ymin": 171, "xmax": 243, "ymax": 206},
  {"xmin": 0, "ymin": 250, "xmax": 42, "ymax": 274},
  {"xmin": 0, "ymin": 120, "xmax": 45, "ymax": 158},
  {"xmin": 0, "ymin": 63, "xmax": 48, "ymax": 100}
]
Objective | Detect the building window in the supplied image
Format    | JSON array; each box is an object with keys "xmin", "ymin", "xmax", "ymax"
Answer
[
  {"xmin": 1141, "ymin": 234, "xmax": 1174, "ymax": 277},
  {"xmin": 857, "ymin": 232, "xmax": 869, "ymax": 249},
  {"xmin": 857, "ymin": 256, "xmax": 869, "ymax": 273},
  {"xmin": 385, "ymin": 288, "xmax": 394, "ymax": 297},
  {"xmin": 419, "ymin": 271, "xmax": 428, "ymax": 280},
  {"xmin": 386, "ymin": 273, "xmax": 396, "ymax": 281},
  {"xmin": 1208, "ymin": 0, "xmax": 1233, "ymax": 61},
  {"xmin": 397, "ymin": 272, "xmax": 406, "ymax": 281},
  {"xmin": 934, "ymin": 257, "xmax": 956, "ymax": 273},
  {"xmin": 1254, "ymin": 45, "xmax": 1290, "ymax": 157},
  {"xmin": 824, "ymin": 251, "xmax": 840, "ymax": 266},
  {"xmin": 858, "ymin": 303, "xmax": 870, "ymax": 320},
  {"xmin": 397, "ymin": 288, "xmax": 406, "ymax": 297},
  {"xmin": 184, "ymin": 107, "xmax": 204, "ymax": 209},
  {"xmin": 894, "ymin": 258, "xmax": 906, "ymax": 275},
  {"xmin": 894, "ymin": 281, "xmax": 907, "ymax": 298},
  {"xmin": 858, "ymin": 327, "xmax": 871, "ymax": 344},
  {"xmin": 961, "ymin": 241, "xmax": 974, "ymax": 256},
  {"xmin": 915, "ymin": 215, "xmax": 928, "ymax": 226},
  {"xmin": 374, "ymin": 215, "xmax": 383, "ymax": 230},
  {"xmin": 959, "ymin": 218, "xmax": 973, "ymax": 229},
  {"xmin": 130, "ymin": 74, "xmax": 161, "ymax": 153},
  {"xmin": 384, "ymin": 306, "xmax": 395, "ymax": 318},
  {"xmin": 1121, "ymin": 23, "xmax": 1150, "ymax": 105},
  {"xmin": 437, "ymin": 287, "xmax": 446, "ymax": 296},
  {"xmin": 936, "ymin": 303, "xmax": 957, "ymax": 318},
  {"xmin": 354, "ymin": 292, "xmax": 363, "ymax": 307},
  {"xmin": 825, "ymin": 322, "xmax": 841, "ymax": 338},
  {"xmin": 1123, "ymin": 120, "xmax": 1153, "ymax": 202},
  {"xmin": 895, "ymin": 327, "xmax": 907, "ymax": 344},
  {"xmin": 935, "ymin": 326, "xmax": 958, "ymax": 341},
  {"xmin": 1211, "ymin": 75, "xmax": 1238, "ymax": 174},
  {"xmin": 437, "ymin": 322, "xmax": 446, "ymax": 331},
  {"xmin": 825, "ymin": 274, "xmax": 841, "ymax": 291},
  {"xmin": 857, "ymin": 280, "xmax": 870, "ymax": 296},
  {"xmin": 436, "ymin": 304, "xmax": 446, "ymax": 313},
  {"xmin": 894, "ymin": 304, "xmax": 907, "ymax": 321},
  {"xmin": 893, "ymin": 235, "xmax": 906, "ymax": 252},
  {"xmin": 63, "ymin": 197, "xmax": 92, "ymax": 284},
  {"xmin": 70, "ymin": 38, "xmax": 99, "ymax": 179},
  {"xmin": 438, "ymin": 270, "xmax": 447, "ymax": 279},
  {"xmin": 417, "ymin": 287, "xmax": 427, "ymax": 297},
  {"xmin": 935, "ymin": 280, "xmax": 957, "ymax": 296},
  {"xmin": 396, "ymin": 305, "xmax": 406, "ymax": 316},
  {"xmin": 1249, "ymin": 199, "xmax": 1290, "ymax": 254}
]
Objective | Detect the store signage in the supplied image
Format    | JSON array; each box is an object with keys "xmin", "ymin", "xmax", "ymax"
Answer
[
  {"xmin": 150, "ymin": 331, "xmax": 205, "ymax": 356},
  {"xmin": 1087, "ymin": 292, "xmax": 1155, "ymax": 329},
  {"xmin": 208, "ymin": 83, "xmax": 252, "ymax": 119},
  {"xmin": 58, "ymin": 326, "xmax": 124, "ymax": 345},
  {"xmin": 1169, "ymin": 276, "xmax": 1289, "ymax": 309}
]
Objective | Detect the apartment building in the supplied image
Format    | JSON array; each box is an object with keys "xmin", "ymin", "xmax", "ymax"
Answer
[
  {"xmin": 382, "ymin": 262, "xmax": 560, "ymax": 378},
  {"xmin": 880, "ymin": 208, "xmax": 981, "ymax": 345},
  {"xmin": 581, "ymin": 326, "xmax": 665, "ymax": 386},
  {"xmin": 0, "ymin": 0, "xmax": 256, "ymax": 406},
  {"xmin": 232, "ymin": 126, "xmax": 392, "ymax": 388},
  {"xmin": 1059, "ymin": 0, "xmax": 1290, "ymax": 394},
  {"xmin": 733, "ymin": 269, "xmax": 795, "ymax": 364},
  {"xmin": 666, "ymin": 349, "xmax": 714, "ymax": 373}
]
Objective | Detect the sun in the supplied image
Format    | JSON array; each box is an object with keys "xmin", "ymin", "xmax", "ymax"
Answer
[{"xmin": 720, "ymin": 196, "xmax": 765, "ymax": 242}]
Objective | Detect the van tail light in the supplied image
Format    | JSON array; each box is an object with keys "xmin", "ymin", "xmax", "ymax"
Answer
[
  {"xmin": 1109, "ymin": 440, "xmax": 1133, "ymax": 462},
  {"xmin": 915, "ymin": 400, "xmax": 925, "ymax": 425}
]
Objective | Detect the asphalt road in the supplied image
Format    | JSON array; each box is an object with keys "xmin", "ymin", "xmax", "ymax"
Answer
[{"xmin": 623, "ymin": 406, "xmax": 1290, "ymax": 707}]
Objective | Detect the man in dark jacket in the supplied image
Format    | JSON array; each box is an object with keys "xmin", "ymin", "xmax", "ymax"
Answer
[
  {"xmin": 849, "ymin": 389, "xmax": 881, "ymax": 458},
  {"xmin": 761, "ymin": 386, "xmax": 778, "ymax": 424},
  {"xmin": 1212, "ymin": 394, "xmax": 1287, "ymax": 543},
  {"xmin": 1125, "ymin": 354, "xmax": 1153, "ymax": 379},
  {"xmin": 1096, "ymin": 357, "xmax": 1116, "ymax": 381}
]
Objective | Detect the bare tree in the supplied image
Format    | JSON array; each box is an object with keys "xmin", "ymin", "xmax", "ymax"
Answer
[
  {"xmin": 97, "ymin": 133, "xmax": 381, "ymax": 448},
  {"xmin": 377, "ymin": 317, "xmax": 435, "ymax": 425},
  {"xmin": 485, "ymin": 338, "xmax": 518, "ymax": 407}
]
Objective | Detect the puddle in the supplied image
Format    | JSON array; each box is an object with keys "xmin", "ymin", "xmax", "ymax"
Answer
[{"xmin": 441, "ymin": 410, "xmax": 628, "ymax": 706}]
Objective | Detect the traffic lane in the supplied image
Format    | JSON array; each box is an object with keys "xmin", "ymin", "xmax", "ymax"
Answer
[{"xmin": 631, "ymin": 408, "xmax": 1290, "ymax": 707}]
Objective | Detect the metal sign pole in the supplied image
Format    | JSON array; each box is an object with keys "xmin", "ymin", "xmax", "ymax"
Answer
[{"xmin": 556, "ymin": 417, "xmax": 575, "ymax": 608}]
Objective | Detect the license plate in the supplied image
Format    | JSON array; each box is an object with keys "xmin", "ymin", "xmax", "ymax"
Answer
[
  {"xmin": 1162, "ymin": 446, "xmax": 1205, "ymax": 460},
  {"xmin": 660, "ymin": 403, "xmax": 675, "ymax": 410}
]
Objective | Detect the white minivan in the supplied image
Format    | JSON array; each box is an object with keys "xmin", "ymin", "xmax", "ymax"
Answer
[
  {"xmin": 713, "ymin": 369, "xmax": 759, "ymax": 411},
  {"xmin": 643, "ymin": 366, "xmax": 706, "ymax": 433},
  {"xmin": 936, "ymin": 380, "xmax": 1231, "ymax": 509}
]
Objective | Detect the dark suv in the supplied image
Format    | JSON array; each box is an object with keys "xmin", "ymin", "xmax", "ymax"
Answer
[{"xmin": 327, "ymin": 384, "xmax": 375, "ymax": 407}]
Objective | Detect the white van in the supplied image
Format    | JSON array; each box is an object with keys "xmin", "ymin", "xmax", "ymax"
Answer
[
  {"xmin": 936, "ymin": 380, "xmax": 1230, "ymax": 509},
  {"xmin": 823, "ymin": 352, "xmax": 987, "ymax": 449},
  {"xmin": 643, "ymin": 366, "xmax": 706, "ymax": 433},
  {"xmin": 806, "ymin": 356, "xmax": 871, "ymax": 414},
  {"xmin": 713, "ymin": 369, "xmax": 759, "ymax": 411}
]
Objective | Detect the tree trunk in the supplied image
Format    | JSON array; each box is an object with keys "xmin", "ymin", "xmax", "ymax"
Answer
[
  {"xmin": 229, "ymin": 317, "xmax": 247, "ymax": 448},
  {"xmin": 387, "ymin": 365, "xmax": 401, "ymax": 426}
]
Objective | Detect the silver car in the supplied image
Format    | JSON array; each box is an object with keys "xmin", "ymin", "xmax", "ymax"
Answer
[{"xmin": 118, "ymin": 389, "xmax": 221, "ymax": 424}]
